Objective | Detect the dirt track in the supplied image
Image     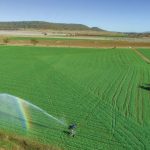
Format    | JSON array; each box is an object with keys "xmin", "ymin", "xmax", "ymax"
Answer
[{"xmin": 132, "ymin": 48, "xmax": 150, "ymax": 63}]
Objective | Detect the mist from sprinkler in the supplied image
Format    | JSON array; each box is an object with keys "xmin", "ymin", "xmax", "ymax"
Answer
[{"xmin": 0, "ymin": 93, "xmax": 67, "ymax": 128}]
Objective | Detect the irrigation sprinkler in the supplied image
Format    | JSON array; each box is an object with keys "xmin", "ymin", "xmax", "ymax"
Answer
[{"xmin": 68, "ymin": 123, "xmax": 77, "ymax": 137}]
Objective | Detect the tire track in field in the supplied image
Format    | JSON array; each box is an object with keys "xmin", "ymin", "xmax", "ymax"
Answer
[
  {"xmin": 111, "ymin": 67, "xmax": 131, "ymax": 133},
  {"xmin": 63, "ymin": 50, "xmax": 149, "ymax": 147},
  {"xmin": 82, "ymin": 49, "xmax": 124, "ymax": 99},
  {"xmin": 58, "ymin": 72, "xmax": 130, "ymax": 149},
  {"xmin": 50, "ymin": 68, "xmax": 110, "ymax": 149},
  {"xmin": 117, "ymin": 49, "xmax": 128, "ymax": 65},
  {"xmin": 110, "ymin": 67, "xmax": 147, "ymax": 149},
  {"xmin": 100, "ymin": 68, "xmax": 123, "ymax": 104},
  {"xmin": 138, "ymin": 67, "xmax": 148, "ymax": 125},
  {"xmin": 49, "ymin": 49, "xmax": 149, "ymax": 149},
  {"xmin": 123, "ymin": 67, "xmax": 135, "ymax": 117},
  {"xmin": 84, "ymin": 51, "xmax": 125, "ymax": 104},
  {"xmin": 89, "ymin": 67, "xmax": 117, "ymax": 98},
  {"xmin": 132, "ymin": 48, "xmax": 150, "ymax": 64},
  {"xmin": 77, "ymin": 67, "xmax": 123, "ymax": 126},
  {"xmin": 89, "ymin": 99, "xmax": 147, "ymax": 149},
  {"xmin": 136, "ymin": 68, "xmax": 144, "ymax": 124},
  {"xmin": 136, "ymin": 80, "xmax": 140, "ymax": 124},
  {"xmin": 97, "ymin": 66, "xmax": 146, "ymax": 148},
  {"xmin": 57, "ymin": 73, "xmax": 148, "ymax": 147},
  {"xmin": 141, "ymin": 69, "xmax": 144, "ymax": 124},
  {"xmin": 127, "ymin": 70, "xmax": 137, "ymax": 118},
  {"xmin": 77, "ymin": 86, "xmax": 146, "ymax": 147},
  {"xmin": 74, "ymin": 65, "xmax": 138, "ymax": 147}
]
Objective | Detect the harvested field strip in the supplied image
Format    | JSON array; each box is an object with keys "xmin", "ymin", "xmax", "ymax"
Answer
[
  {"xmin": 2, "ymin": 37, "xmax": 150, "ymax": 48},
  {"xmin": 9, "ymin": 36, "xmax": 102, "ymax": 41}
]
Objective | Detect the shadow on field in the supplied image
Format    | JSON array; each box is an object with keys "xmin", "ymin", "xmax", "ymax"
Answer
[
  {"xmin": 63, "ymin": 130, "xmax": 70, "ymax": 136},
  {"xmin": 139, "ymin": 84, "xmax": 150, "ymax": 91}
]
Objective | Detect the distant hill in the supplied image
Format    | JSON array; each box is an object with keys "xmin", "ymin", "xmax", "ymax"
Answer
[{"xmin": 0, "ymin": 21, "xmax": 105, "ymax": 31}]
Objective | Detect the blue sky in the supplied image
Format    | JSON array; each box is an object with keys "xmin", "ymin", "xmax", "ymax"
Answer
[{"xmin": 0, "ymin": 0, "xmax": 150, "ymax": 32}]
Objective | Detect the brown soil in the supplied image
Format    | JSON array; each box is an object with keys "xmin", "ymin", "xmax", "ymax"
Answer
[
  {"xmin": 1, "ymin": 39, "xmax": 150, "ymax": 48},
  {"xmin": 0, "ymin": 131, "xmax": 61, "ymax": 150},
  {"xmin": 0, "ymin": 35, "xmax": 150, "ymax": 48}
]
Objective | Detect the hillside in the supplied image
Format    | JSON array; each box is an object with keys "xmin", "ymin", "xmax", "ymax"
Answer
[{"xmin": 0, "ymin": 21, "xmax": 105, "ymax": 31}]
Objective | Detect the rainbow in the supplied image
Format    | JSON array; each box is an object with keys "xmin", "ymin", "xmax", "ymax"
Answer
[
  {"xmin": 0, "ymin": 93, "xmax": 31, "ymax": 130},
  {"xmin": 16, "ymin": 97, "xmax": 31, "ymax": 130}
]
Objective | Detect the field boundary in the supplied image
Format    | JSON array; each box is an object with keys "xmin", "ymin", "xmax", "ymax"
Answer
[
  {"xmin": 1, "ymin": 36, "xmax": 150, "ymax": 48},
  {"xmin": 132, "ymin": 48, "xmax": 150, "ymax": 64}
]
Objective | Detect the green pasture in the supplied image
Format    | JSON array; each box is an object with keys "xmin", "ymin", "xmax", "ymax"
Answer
[{"xmin": 0, "ymin": 46, "xmax": 150, "ymax": 150}]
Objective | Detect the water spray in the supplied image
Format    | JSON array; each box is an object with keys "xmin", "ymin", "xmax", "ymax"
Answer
[{"xmin": 0, "ymin": 93, "xmax": 67, "ymax": 129}]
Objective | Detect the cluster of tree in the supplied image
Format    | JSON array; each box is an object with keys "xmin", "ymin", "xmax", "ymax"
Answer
[
  {"xmin": 30, "ymin": 39, "xmax": 39, "ymax": 45},
  {"xmin": 1, "ymin": 38, "xmax": 39, "ymax": 46}
]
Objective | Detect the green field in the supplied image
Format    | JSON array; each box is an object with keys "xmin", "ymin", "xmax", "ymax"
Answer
[{"xmin": 0, "ymin": 46, "xmax": 150, "ymax": 150}]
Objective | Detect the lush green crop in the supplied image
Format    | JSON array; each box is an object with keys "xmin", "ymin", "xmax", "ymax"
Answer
[{"xmin": 0, "ymin": 46, "xmax": 150, "ymax": 150}]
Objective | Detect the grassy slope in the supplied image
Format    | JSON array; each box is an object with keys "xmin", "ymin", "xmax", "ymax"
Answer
[
  {"xmin": 0, "ymin": 46, "xmax": 150, "ymax": 150},
  {"xmin": 0, "ymin": 131, "xmax": 61, "ymax": 150}
]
